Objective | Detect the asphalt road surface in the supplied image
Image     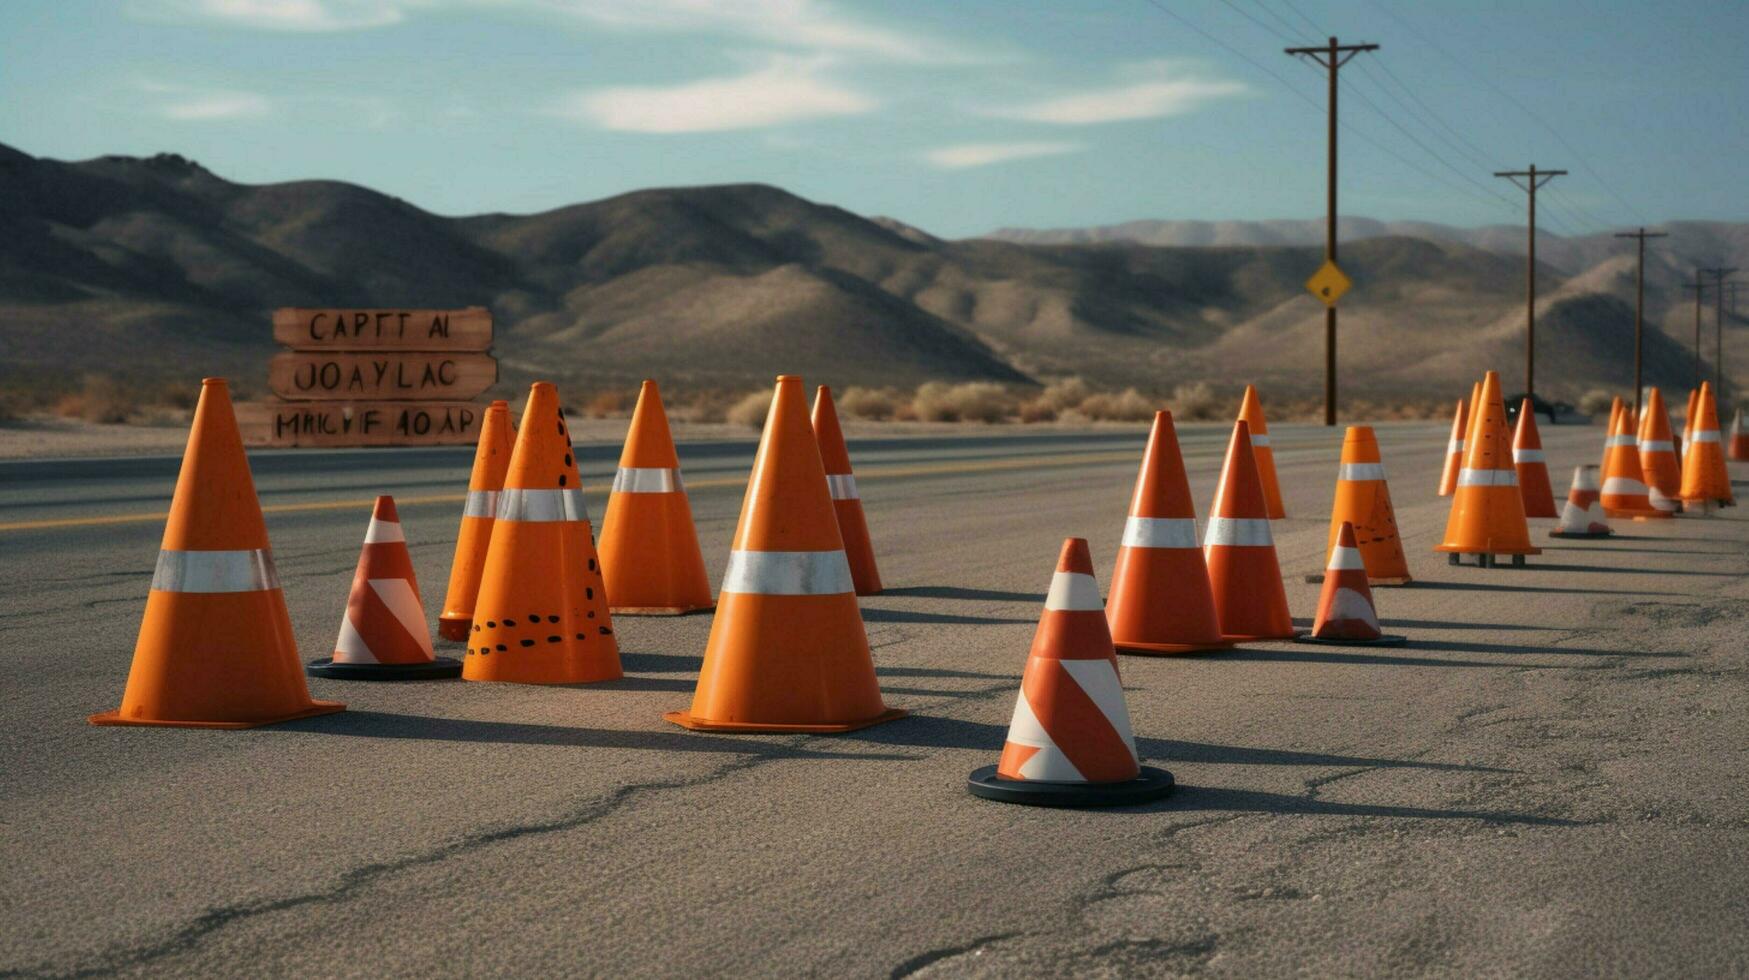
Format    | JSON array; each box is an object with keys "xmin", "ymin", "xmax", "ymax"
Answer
[{"xmin": 5, "ymin": 422, "xmax": 1748, "ymax": 977}]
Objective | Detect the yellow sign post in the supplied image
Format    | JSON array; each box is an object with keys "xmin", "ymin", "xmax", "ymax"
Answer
[{"xmin": 1305, "ymin": 259, "xmax": 1352, "ymax": 308}]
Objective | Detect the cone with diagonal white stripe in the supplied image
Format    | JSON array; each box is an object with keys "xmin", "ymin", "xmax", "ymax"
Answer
[
  {"xmin": 1296, "ymin": 522, "xmax": 1406, "ymax": 647},
  {"xmin": 463, "ymin": 382, "xmax": 621, "ymax": 684},
  {"xmin": 1106, "ymin": 411, "xmax": 1232, "ymax": 654},
  {"xmin": 439, "ymin": 399, "xmax": 512, "ymax": 640},
  {"xmin": 91, "ymin": 378, "xmax": 344, "ymax": 727},
  {"xmin": 1206, "ymin": 420, "xmax": 1297, "ymax": 640},
  {"xmin": 1315, "ymin": 425, "xmax": 1410, "ymax": 585},
  {"xmin": 1435, "ymin": 370, "xmax": 1539, "ymax": 565},
  {"xmin": 1512, "ymin": 398, "xmax": 1558, "ymax": 518},
  {"xmin": 666, "ymin": 375, "xmax": 903, "ymax": 732},
  {"xmin": 1637, "ymin": 388, "xmax": 1682, "ymax": 514},
  {"xmin": 1438, "ymin": 394, "xmax": 1469, "ymax": 497},
  {"xmin": 968, "ymin": 538, "xmax": 1174, "ymax": 807},
  {"xmin": 1549, "ymin": 465, "xmax": 1611, "ymax": 538},
  {"xmin": 599, "ymin": 380, "xmax": 713, "ymax": 615},
  {"xmin": 813, "ymin": 385, "xmax": 882, "ymax": 596},
  {"xmin": 308, "ymin": 496, "xmax": 458, "ymax": 679}
]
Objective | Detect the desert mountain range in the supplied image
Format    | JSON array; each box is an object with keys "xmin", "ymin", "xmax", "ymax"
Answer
[{"xmin": 1, "ymin": 142, "xmax": 1742, "ymax": 405}]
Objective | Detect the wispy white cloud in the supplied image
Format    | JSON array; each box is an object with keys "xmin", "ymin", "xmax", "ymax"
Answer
[
  {"xmin": 557, "ymin": 56, "xmax": 875, "ymax": 133},
  {"xmin": 989, "ymin": 61, "xmax": 1246, "ymax": 125},
  {"xmin": 134, "ymin": 79, "xmax": 273, "ymax": 121},
  {"xmin": 132, "ymin": 0, "xmax": 414, "ymax": 32},
  {"xmin": 924, "ymin": 141, "xmax": 1083, "ymax": 170}
]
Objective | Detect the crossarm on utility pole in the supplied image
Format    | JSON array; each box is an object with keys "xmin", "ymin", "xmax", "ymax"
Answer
[
  {"xmin": 1493, "ymin": 166, "xmax": 1567, "ymax": 397},
  {"xmin": 1614, "ymin": 228, "xmax": 1668, "ymax": 415}
]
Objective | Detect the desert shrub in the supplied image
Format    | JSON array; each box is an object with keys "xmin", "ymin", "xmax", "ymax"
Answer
[
  {"xmin": 1170, "ymin": 381, "xmax": 1221, "ymax": 420},
  {"xmin": 912, "ymin": 381, "xmax": 1013, "ymax": 423},
  {"xmin": 837, "ymin": 386, "xmax": 898, "ymax": 421},
  {"xmin": 1577, "ymin": 388, "xmax": 1615, "ymax": 418},
  {"xmin": 1079, "ymin": 387, "xmax": 1155, "ymax": 422},
  {"xmin": 56, "ymin": 373, "xmax": 133, "ymax": 424},
  {"xmin": 582, "ymin": 389, "xmax": 633, "ymax": 418},
  {"xmin": 1037, "ymin": 377, "xmax": 1091, "ymax": 412},
  {"xmin": 1017, "ymin": 398, "xmax": 1058, "ymax": 423},
  {"xmin": 726, "ymin": 390, "xmax": 772, "ymax": 428}
]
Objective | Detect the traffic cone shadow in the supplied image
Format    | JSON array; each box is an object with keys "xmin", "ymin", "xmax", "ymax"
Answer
[
  {"xmin": 599, "ymin": 380, "xmax": 714, "ymax": 615},
  {"xmin": 309, "ymin": 496, "xmax": 460, "ymax": 680},
  {"xmin": 1295, "ymin": 522, "xmax": 1407, "ymax": 647},
  {"xmin": 439, "ymin": 399, "xmax": 512, "ymax": 641}
]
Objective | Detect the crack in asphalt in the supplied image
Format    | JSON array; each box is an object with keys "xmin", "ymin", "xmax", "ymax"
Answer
[{"xmin": 888, "ymin": 932, "xmax": 1025, "ymax": 978}]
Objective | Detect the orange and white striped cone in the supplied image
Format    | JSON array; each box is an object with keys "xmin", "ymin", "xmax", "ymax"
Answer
[
  {"xmin": 308, "ymin": 496, "xmax": 458, "ymax": 679},
  {"xmin": 812, "ymin": 385, "xmax": 882, "ymax": 595},
  {"xmin": 967, "ymin": 537, "xmax": 1174, "ymax": 807},
  {"xmin": 1105, "ymin": 410, "xmax": 1232, "ymax": 654},
  {"xmin": 667, "ymin": 375, "xmax": 903, "ymax": 732},
  {"xmin": 1296, "ymin": 522, "xmax": 1406, "ymax": 647},
  {"xmin": 1312, "ymin": 425, "xmax": 1411, "ymax": 585},
  {"xmin": 1512, "ymin": 398, "xmax": 1558, "ymax": 518},
  {"xmin": 463, "ymin": 382, "xmax": 621, "ymax": 684},
  {"xmin": 598, "ymin": 380, "xmax": 714, "ymax": 615},
  {"xmin": 1680, "ymin": 382, "xmax": 1735, "ymax": 510},
  {"xmin": 1237, "ymin": 385, "xmax": 1285, "ymax": 519},
  {"xmin": 1435, "ymin": 370, "xmax": 1540, "ymax": 567},
  {"xmin": 439, "ymin": 399, "xmax": 512, "ymax": 641},
  {"xmin": 1549, "ymin": 465, "xmax": 1612, "ymax": 539},
  {"xmin": 1729, "ymin": 407, "xmax": 1749, "ymax": 462},
  {"xmin": 91, "ymin": 379, "xmax": 344, "ymax": 728},
  {"xmin": 1438, "ymin": 396, "xmax": 1468, "ymax": 497},
  {"xmin": 1682, "ymin": 388, "xmax": 1699, "ymax": 459},
  {"xmin": 1601, "ymin": 405, "xmax": 1668, "ymax": 520},
  {"xmin": 1599, "ymin": 397, "xmax": 1623, "ymax": 479},
  {"xmin": 1206, "ymin": 420, "xmax": 1297, "ymax": 640},
  {"xmin": 1637, "ymin": 388, "xmax": 1682, "ymax": 515}
]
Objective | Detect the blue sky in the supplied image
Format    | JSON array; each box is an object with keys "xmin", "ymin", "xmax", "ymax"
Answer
[{"xmin": 0, "ymin": 0, "xmax": 1743, "ymax": 237}]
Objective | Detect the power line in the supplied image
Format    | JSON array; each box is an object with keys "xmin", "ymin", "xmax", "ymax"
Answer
[
  {"xmin": 1355, "ymin": 56, "xmax": 1498, "ymax": 171},
  {"xmin": 1333, "ymin": 73, "xmax": 1520, "ymax": 214},
  {"xmin": 1136, "ymin": 0, "xmax": 1323, "ymax": 113},
  {"xmin": 1273, "ymin": 0, "xmax": 1326, "ymax": 37},
  {"xmin": 1212, "ymin": 0, "xmax": 1302, "ymax": 45},
  {"xmin": 1248, "ymin": 0, "xmax": 1315, "ymax": 43}
]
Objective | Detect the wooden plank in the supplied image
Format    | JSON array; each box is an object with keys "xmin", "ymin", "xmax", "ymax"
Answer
[
  {"xmin": 237, "ymin": 400, "xmax": 491, "ymax": 447},
  {"xmin": 272, "ymin": 307, "xmax": 493, "ymax": 351},
  {"xmin": 269, "ymin": 351, "xmax": 497, "ymax": 401}
]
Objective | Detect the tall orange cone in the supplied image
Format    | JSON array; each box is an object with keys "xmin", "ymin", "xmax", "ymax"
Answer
[
  {"xmin": 308, "ymin": 496, "xmax": 459, "ymax": 679},
  {"xmin": 1237, "ymin": 385, "xmax": 1285, "ymax": 519},
  {"xmin": 598, "ymin": 380, "xmax": 713, "ymax": 615},
  {"xmin": 1105, "ymin": 411, "xmax": 1232, "ymax": 654},
  {"xmin": 1599, "ymin": 397, "xmax": 1623, "ymax": 478},
  {"xmin": 667, "ymin": 375, "xmax": 903, "ymax": 733},
  {"xmin": 1438, "ymin": 396, "xmax": 1468, "ymax": 497},
  {"xmin": 1682, "ymin": 388, "xmax": 1699, "ymax": 457},
  {"xmin": 1435, "ymin": 371, "xmax": 1540, "ymax": 566},
  {"xmin": 1680, "ymin": 382, "xmax": 1734, "ymax": 509},
  {"xmin": 439, "ymin": 399, "xmax": 512, "ymax": 641},
  {"xmin": 1512, "ymin": 398, "xmax": 1558, "ymax": 518},
  {"xmin": 1636, "ymin": 388, "xmax": 1682, "ymax": 514},
  {"xmin": 812, "ymin": 385, "xmax": 882, "ymax": 596},
  {"xmin": 1205, "ymin": 420, "xmax": 1297, "ymax": 640},
  {"xmin": 1549, "ymin": 465, "xmax": 1611, "ymax": 538},
  {"xmin": 462, "ymin": 382, "xmax": 621, "ymax": 684},
  {"xmin": 967, "ymin": 538, "xmax": 1175, "ymax": 807},
  {"xmin": 1601, "ymin": 404, "xmax": 1667, "ymax": 519},
  {"xmin": 1317, "ymin": 425, "xmax": 1411, "ymax": 585},
  {"xmin": 1296, "ymin": 522, "xmax": 1406, "ymax": 647},
  {"xmin": 91, "ymin": 379, "xmax": 344, "ymax": 728},
  {"xmin": 1730, "ymin": 407, "xmax": 1749, "ymax": 462}
]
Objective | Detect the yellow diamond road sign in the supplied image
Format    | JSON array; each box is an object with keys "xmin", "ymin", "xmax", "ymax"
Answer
[{"xmin": 1305, "ymin": 260, "xmax": 1352, "ymax": 308}]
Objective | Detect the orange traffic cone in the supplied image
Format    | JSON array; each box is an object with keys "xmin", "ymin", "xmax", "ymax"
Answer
[
  {"xmin": 812, "ymin": 385, "xmax": 882, "ymax": 596},
  {"xmin": 1296, "ymin": 522, "xmax": 1407, "ymax": 647},
  {"xmin": 967, "ymin": 538, "xmax": 1175, "ymax": 807},
  {"xmin": 462, "ymin": 382, "xmax": 621, "ymax": 684},
  {"xmin": 1105, "ymin": 411, "xmax": 1232, "ymax": 654},
  {"xmin": 598, "ymin": 380, "xmax": 713, "ymax": 615},
  {"xmin": 1730, "ymin": 407, "xmax": 1749, "ymax": 462},
  {"xmin": 1316, "ymin": 425, "xmax": 1411, "ymax": 585},
  {"xmin": 1205, "ymin": 420, "xmax": 1297, "ymax": 640},
  {"xmin": 439, "ymin": 399, "xmax": 512, "ymax": 641},
  {"xmin": 1435, "ymin": 371, "xmax": 1540, "ymax": 566},
  {"xmin": 1637, "ymin": 388, "xmax": 1682, "ymax": 514},
  {"xmin": 1237, "ymin": 385, "xmax": 1286, "ymax": 519},
  {"xmin": 91, "ymin": 379, "xmax": 345, "ymax": 728},
  {"xmin": 308, "ymin": 496, "xmax": 459, "ymax": 680},
  {"xmin": 1601, "ymin": 405, "xmax": 1667, "ymax": 520},
  {"xmin": 1599, "ymin": 397, "xmax": 1623, "ymax": 478},
  {"xmin": 1512, "ymin": 398, "xmax": 1558, "ymax": 518},
  {"xmin": 1438, "ymin": 396, "xmax": 1468, "ymax": 497},
  {"xmin": 1549, "ymin": 465, "xmax": 1611, "ymax": 538},
  {"xmin": 1682, "ymin": 388, "xmax": 1699, "ymax": 457},
  {"xmin": 667, "ymin": 375, "xmax": 903, "ymax": 732},
  {"xmin": 1680, "ymin": 382, "xmax": 1734, "ymax": 510}
]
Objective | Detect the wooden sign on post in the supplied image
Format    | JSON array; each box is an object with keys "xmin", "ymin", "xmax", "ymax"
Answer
[
  {"xmin": 238, "ymin": 401, "xmax": 487, "ymax": 447},
  {"xmin": 272, "ymin": 307, "xmax": 493, "ymax": 351},
  {"xmin": 269, "ymin": 352, "xmax": 497, "ymax": 401}
]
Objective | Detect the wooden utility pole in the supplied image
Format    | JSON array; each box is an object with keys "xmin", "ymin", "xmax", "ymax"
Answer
[
  {"xmin": 1286, "ymin": 36, "xmax": 1377, "ymax": 427},
  {"xmin": 1614, "ymin": 228, "xmax": 1667, "ymax": 415},
  {"xmin": 1702, "ymin": 267, "xmax": 1738, "ymax": 401},
  {"xmin": 1686, "ymin": 275, "xmax": 1707, "ymax": 389},
  {"xmin": 1493, "ymin": 165, "xmax": 1567, "ymax": 396}
]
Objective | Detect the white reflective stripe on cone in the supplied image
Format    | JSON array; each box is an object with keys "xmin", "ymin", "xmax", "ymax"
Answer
[
  {"xmin": 1647, "ymin": 487, "xmax": 1679, "ymax": 511},
  {"xmin": 1045, "ymin": 571, "xmax": 1103, "ymax": 611},
  {"xmin": 1607, "ymin": 434, "xmax": 1638, "ymax": 447},
  {"xmin": 721, "ymin": 549, "xmax": 853, "ymax": 595},
  {"xmin": 1120, "ymin": 516, "xmax": 1198, "ymax": 549},
  {"xmin": 1249, "ymin": 434, "xmax": 1271, "ymax": 447},
  {"xmin": 497, "ymin": 488, "xmax": 590, "ymax": 523},
  {"xmin": 1058, "ymin": 658, "xmax": 1139, "ymax": 758},
  {"xmin": 1448, "ymin": 439, "xmax": 1465, "ymax": 454},
  {"xmin": 362, "ymin": 518, "xmax": 404, "ymax": 544},
  {"xmin": 1326, "ymin": 546, "xmax": 1366, "ymax": 571},
  {"xmin": 1005, "ymin": 694, "xmax": 1082, "ymax": 782},
  {"xmin": 151, "ymin": 549, "xmax": 279, "ymax": 593},
  {"xmin": 1457, "ymin": 468, "xmax": 1518, "ymax": 487},
  {"xmin": 1339, "ymin": 462, "xmax": 1386, "ymax": 481},
  {"xmin": 1601, "ymin": 477, "xmax": 1649, "ymax": 496},
  {"xmin": 462, "ymin": 489, "xmax": 500, "ymax": 518},
  {"xmin": 1640, "ymin": 440, "xmax": 1675, "ymax": 453},
  {"xmin": 826, "ymin": 474, "xmax": 859, "ymax": 500},
  {"xmin": 1690, "ymin": 430, "xmax": 1721, "ymax": 443},
  {"xmin": 612, "ymin": 467, "xmax": 682, "ymax": 494},
  {"xmin": 1204, "ymin": 517, "xmax": 1273, "ymax": 547},
  {"xmin": 1511, "ymin": 449, "xmax": 1545, "ymax": 464}
]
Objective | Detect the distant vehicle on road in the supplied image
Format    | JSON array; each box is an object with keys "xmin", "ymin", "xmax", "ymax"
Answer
[{"xmin": 1505, "ymin": 393, "xmax": 1568, "ymax": 425}]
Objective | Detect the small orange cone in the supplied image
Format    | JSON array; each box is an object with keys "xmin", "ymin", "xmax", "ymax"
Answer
[
  {"xmin": 812, "ymin": 385, "xmax": 882, "ymax": 596},
  {"xmin": 967, "ymin": 538, "xmax": 1175, "ymax": 807},
  {"xmin": 1105, "ymin": 411, "xmax": 1232, "ymax": 654},
  {"xmin": 1296, "ymin": 523, "xmax": 1406, "ymax": 647},
  {"xmin": 1435, "ymin": 370, "xmax": 1540, "ymax": 566},
  {"xmin": 1237, "ymin": 385, "xmax": 1285, "ymax": 519},
  {"xmin": 1205, "ymin": 420, "xmax": 1297, "ymax": 640},
  {"xmin": 91, "ymin": 379, "xmax": 344, "ymax": 728},
  {"xmin": 1549, "ymin": 465, "xmax": 1611, "ymax": 538},
  {"xmin": 1512, "ymin": 398, "xmax": 1558, "ymax": 518},
  {"xmin": 1437, "ymin": 396, "xmax": 1468, "ymax": 497},
  {"xmin": 598, "ymin": 380, "xmax": 714, "ymax": 615},
  {"xmin": 308, "ymin": 496, "xmax": 459, "ymax": 680},
  {"xmin": 1636, "ymin": 388, "xmax": 1682, "ymax": 514},
  {"xmin": 1601, "ymin": 405, "xmax": 1668, "ymax": 519},
  {"xmin": 1680, "ymin": 382, "xmax": 1735, "ymax": 510},
  {"xmin": 1318, "ymin": 425, "xmax": 1411, "ymax": 585},
  {"xmin": 439, "ymin": 399, "xmax": 512, "ymax": 641},
  {"xmin": 462, "ymin": 382, "xmax": 621, "ymax": 684},
  {"xmin": 667, "ymin": 375, "xmax": 903, "ymax": 733},
  {"xmin": 1730, "ymin": 407, "xmax": 1749, "ymax": 462}
]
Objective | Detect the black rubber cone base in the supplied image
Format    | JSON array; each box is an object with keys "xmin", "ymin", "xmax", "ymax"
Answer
[
  {"xmin": 966, "ymin": 765, "xmax": 1175, "ymax": 808},
  {"xmin": 1294, "ymin": 633, "xmax": 1409, "ymax": 647},
  {"xmin": 306, "ymin": 657, "xmax": 462, "ymax": 681}
]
